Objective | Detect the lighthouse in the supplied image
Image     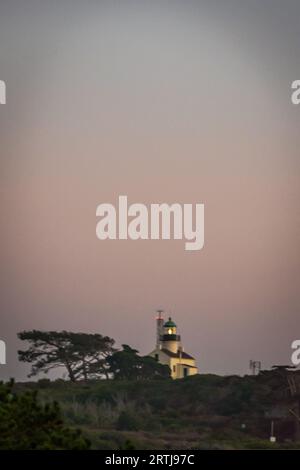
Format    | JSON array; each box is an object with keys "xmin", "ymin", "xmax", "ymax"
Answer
[{"xmin": 149, "ymin": 312, "xmax": 198, "ymax": 379}]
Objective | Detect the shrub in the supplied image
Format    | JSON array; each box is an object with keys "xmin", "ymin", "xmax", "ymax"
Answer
[
  {"xmin": 116, "ymin": 410, "xmax": 140, "ymax": 431},
  {"xmin": 0, "ymin": 380, "xmax": 90, "ymax": 450}
]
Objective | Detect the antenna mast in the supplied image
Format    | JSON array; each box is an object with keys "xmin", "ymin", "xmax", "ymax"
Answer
[{"xmin": 249, "ymin": 360, "xmax": 261, "ymax": 375}]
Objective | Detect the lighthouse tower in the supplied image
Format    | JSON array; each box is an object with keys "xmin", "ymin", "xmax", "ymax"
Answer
[
  {"xmin": 148, "ymin": 311, "xmax": 198, "ymax": 379},
  {"xmin": 161, "ymin": 317, "xmax": 181, "ymax": 354}
]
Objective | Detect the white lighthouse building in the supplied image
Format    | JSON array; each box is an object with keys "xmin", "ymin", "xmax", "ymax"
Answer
[{"xmin": 148, "ymin": 311, "xmax": 198, "ymax": 379}]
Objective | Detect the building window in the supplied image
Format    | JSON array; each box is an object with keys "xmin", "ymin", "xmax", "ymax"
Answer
[
  {"xmin": 173, "ymin": 365, "xmax": 176, "ymax": 372},
  {"xmin": 184, "ymin": 367, "xmax": 188, "ymax": 377},
  {"xmin": 155, "ymin": 354, "xmax": 159, "ymax": 362}
]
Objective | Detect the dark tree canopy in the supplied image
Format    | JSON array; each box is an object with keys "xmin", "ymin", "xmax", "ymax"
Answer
[
  {"xmin": 0, "ymin": 380, "xmax": 89, "ymax": 450},
  {"xmin": 107, "ymin": 344, "xmax": 170, "ymax": 380},
  {"xmin": 18, "ymin": 330, "xmax": 116, "ymax": 382}
]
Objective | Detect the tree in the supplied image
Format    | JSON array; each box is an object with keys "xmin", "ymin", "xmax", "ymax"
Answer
[
  {"xmin": 18, "ymin": 330, "xmax": 116, "ymax": 382},
  {"xmin": 0, "ymin": 380, "xmax": 89, "ymax": 449},
  {"xmin": 107, "ymin": 345, "xmax": 170, "ymax": 380}
]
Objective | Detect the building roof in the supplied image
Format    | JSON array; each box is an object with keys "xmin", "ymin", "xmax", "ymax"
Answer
[
  {"xmin": 163, "ymin": 317, "xmax": 176, "ymax": 328},
  {"xmin": 178, "ymin": 363, "xmax": 198, "ymax": 369},
  {"xmin": 161, "ymin": 348, "xmax": 195, "ymax": 360}
]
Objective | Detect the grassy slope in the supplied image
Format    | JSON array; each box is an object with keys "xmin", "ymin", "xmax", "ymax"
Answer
[{"xmin": 14, "ymin": 371, "xmax": 300, "ymax": 449}]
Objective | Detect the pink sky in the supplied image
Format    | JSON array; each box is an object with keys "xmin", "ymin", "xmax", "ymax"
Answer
[{"xmin": 0, "ymin": 0, "xmax": 299, "ymax": 380}]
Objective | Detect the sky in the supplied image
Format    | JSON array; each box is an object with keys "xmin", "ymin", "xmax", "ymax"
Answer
[{"xmin": 0, "ymin": 0, "xmax": 299, "ymax": 380}]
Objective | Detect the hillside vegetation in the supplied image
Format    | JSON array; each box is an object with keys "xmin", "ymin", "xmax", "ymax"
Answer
[{"xmin": 14, "ymin": 369, "xmax": 300, "ymax": 450}]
